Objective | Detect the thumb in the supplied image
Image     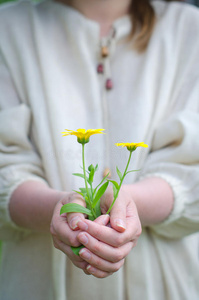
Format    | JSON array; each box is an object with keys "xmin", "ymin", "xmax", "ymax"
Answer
[
  {"xmin": 61, "ymin": 192, "xmax": 86, "ymax": 231},
  {"xmin": 109, "ymin": 197, "xmax": 126, "ymax": 233},
  {"xmin": 101, "ymin": 186, "xmax": 126, "ymax": 232}
]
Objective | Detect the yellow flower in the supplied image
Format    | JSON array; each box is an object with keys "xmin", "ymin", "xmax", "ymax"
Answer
[
  {"xmin": 62, "ymin": 128, "xmax": 105, "ymax": 144},
  {"xmin": 115, "ymin": 142, "xmax": 148, "ymax": 152}
]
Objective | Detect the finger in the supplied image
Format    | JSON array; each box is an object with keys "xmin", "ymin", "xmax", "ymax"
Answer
[
  {"xmin": 67, "ymin": 214, "xmax": 86, "ymax": 231},
  {"xmin": 83, "ymin": 269, "xmax": 91, "ymax": 276},
  {"xmin": 51, "ymin": 200, "xmax": 82, "ymax": 247},
  {"xmin": 78, "ymin": 231, "xmax": 134, "ymax": 262},
  {"xmin": 61, "ymin": 192, "xmax": 86, "ymax": 230},
  {"xmin": 92, "ymin": 214, "xmax": 110, "ymax": 225},
  {"xmin": 109, "ymin": 197, "xmax": 126, "ymax": 233},
  {"xmin": 79, "ymin": 247, "xmax": 125, "ymax": 273},
  {"xmin": 100, "ymin": 187, "xmax": 126, "ymax": 232},
  {"xmin": 77, "ymin": 219, "xmax": 134, "ymax": 247},
  {"xmin": 51, "ymin": 222, "xmax": 82, "ymax": 247},
  {"xmin": 52, "ymin": 236, "xmax": 88, "ymax": 270},
  {"xmin": 77, "ymin": 214, "xmax": 110, "ymax": 232},
  {"xmin": 86, "ymin": 265, "xmax": 113, "ymax": 278}
]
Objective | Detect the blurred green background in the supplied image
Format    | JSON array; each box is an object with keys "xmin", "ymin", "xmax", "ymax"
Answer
[{"xmin": 0, "ymin": 241, "xmax": 2, "ymax": 261}]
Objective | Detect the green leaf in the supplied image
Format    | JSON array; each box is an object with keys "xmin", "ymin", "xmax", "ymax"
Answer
[
  {"xmin": 116, "ymin": 166, "xmax": 123, "ymax": 180},
  {"xmin": 88, "ymin": 168, "xmax": 95, "ymax": 185},
  {"xmin": 79, "ymin": 187, "xmax": 87, "ymax": 194},
  {"xmin": 79, "ymin": 188, "xmax": 92, "ymax": 201},
  {"xmin": 88, "ymin": 164, "xmax": 94, "ymax": 172},
  {"xmin": 108, "ymin": 180, "xmax": 119, "ymax": 191},
  {"xmin": 80, "ymin": 166, "xmax": 89, "ymax": 174},
  {"xmin": 94, "ymin": 164, "xmax": 99, "ymax": 171},
  {"xmin": 84, "ymin": 196, "xmax": 90, "ymax": 208},
  {"xmin": 72, "ymin": 190, "xmax": 91, "ymax": 208},
  {"xmin": 126, "ymin": 169, "xmax": 140, "ymax": 175},
  {"xmin": 93, "ymin": 172, "xmax": 110, "ymax": 195},
  {"xmin": 60, "ymin": 203, "xmax": 92, "ymax": 216},
  {"xmin": 112, "ymin": 184, "xmax": 118, "ymax": 199},
  {"xmin": 88, "ymin": 215, "xmax": 95, "ymax": 221},
  {"xmin": 92, "ymin": 181, "xmax": 109, "ymax": 208},
  {"xmin": 79, "ymin": 187, "xmax": 92, "ymax": 196},
  {"xmin": 73, "ymin": 173, "xmax": 89, "ymax": 182},
  {"xmin": 71, "ymin": 245, "xmax": 85, "ymax": 256},
  {"xmin": 72, "ymin": 190, "xmax": 83, "ymax": 196},
  {"xmin": 95, "ymin": 200, "xmax": 102, "ymax": 218}
]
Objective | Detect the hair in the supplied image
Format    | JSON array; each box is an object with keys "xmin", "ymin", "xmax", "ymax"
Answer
[{"xmin": 130, "ymin": 0, "xmax": 182, "ymax": 52}]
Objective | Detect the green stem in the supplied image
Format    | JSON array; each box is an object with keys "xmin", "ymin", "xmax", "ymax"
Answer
[
  {"xmin": 82, "ymin": 144, "xmax": 97, "ymax": 219},
  {"xmin": 106, "ymin": 151, "xmax": 133, "ymax": 214}
]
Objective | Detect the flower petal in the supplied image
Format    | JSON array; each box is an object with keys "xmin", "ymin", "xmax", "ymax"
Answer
[
  {"xmin": 61, "ymin": 128, "xmax": 105, "ymax": 144},
  {"xmin": 115, "ymin": 142, "xmax": 148, "ymax": 151}
]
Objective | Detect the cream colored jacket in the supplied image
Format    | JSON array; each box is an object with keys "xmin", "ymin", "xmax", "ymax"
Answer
[{"xmin": 0, "ymin": 1, "xmax": 199, "ymax": 299}]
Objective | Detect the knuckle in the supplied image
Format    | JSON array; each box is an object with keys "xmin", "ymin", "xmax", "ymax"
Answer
[
  {"xmin": 112, "ymin": 263, "xmax": 121, "ymax": 273},
  {"xmin": 73, "ymin": 260, "xmax": 85, "ymax": 270},
  {"xmin": 96, "ymin": 272, "xmax": 111, "ymax": 279},
  {"xmin": 94, "ymin": 258, "xmax": 102, "ymax": 268},
  {"xmin": 68, "ymin": 235, "xmax": 79, "ymax": 247},
  {"xmin": 112, "ymin": 259, "xmax": 125, "ymax": 273},
  {"xmin": 112, "ymin": 265, "xmax": 120, "ymax": 273},
  {"xmin": 53, "ymin": 241, "xmax": 59, "ymax": 249},
  {"xmin": 114, "ymin": 235, "xmax": 124, "ymax": 247},
  {"xmin": 68, "ymin": 192, "xmax": 77, "ymax": 202},
  {"xmin": 94, "ymin": 227, "xmax": 102, "ymax": 238},
  {"xmin": 69, "ymin": 192, "xmax": 86, "ymax": 207},
  {"xmin": 112, "ymin": 249, "xmax": 124, "ymax": 263},
  {"xmin": 50, "ymin": 223, "xmax": 56, "ymax": 236},
  {"xmin": 93, "ymin": 241, "xmax": 101, "ymax": 253}
]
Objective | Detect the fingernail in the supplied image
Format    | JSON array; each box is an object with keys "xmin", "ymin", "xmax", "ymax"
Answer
[
  {"xmin": 69, "ymin": 216, "xmax": 81, "ymax": 230},
  {"xmin": 78, "ymin": 233, "xmax": 88, "ymax": 245},
  {"xmin": 83, "ymin": 270, "xmax": 91, "ymax": 276},
  {"xmin": 86, "ymin": 265, "xmax": 95, "ymax": 274},
  {"xmin": 77, "ymin": 220, "xmax": 88, "ymax": 231},
  {"xmin": 102, "ymin": 214, "xmax": 110, "ymax": 225},
  {"xmin": 79, "ymin": 249, "xmax": 91, "ymax": 260},
  {"xmin": 115, "ymin": 219, "xmax": 126, "ymax": 230}
]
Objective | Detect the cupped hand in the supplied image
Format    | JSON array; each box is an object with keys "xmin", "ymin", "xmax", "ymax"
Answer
[
  {"xmin": 50, "ymin": 192, "xmax": 89, "ymax": 270},
  {"xmin": 77, "ymin": 185, "xmax": 142, "ymax": 278}
]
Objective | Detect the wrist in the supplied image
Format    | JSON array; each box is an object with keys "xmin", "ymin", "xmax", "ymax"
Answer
[
  {"xmin": 9, "ymin": 180, "xmax": 66, "ymax": 232},
  {"xmin": 122, "ymin": 177, "xmax": 174, "ymax": 227}
]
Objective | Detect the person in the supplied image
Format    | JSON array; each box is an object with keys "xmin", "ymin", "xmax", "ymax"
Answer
[{"xmin": 0, "ymin": 0, "xmax": 199, "ymax": 299}]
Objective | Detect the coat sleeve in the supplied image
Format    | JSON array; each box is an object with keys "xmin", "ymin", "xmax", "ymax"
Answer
[
  {"xmin": 140, "ymin": 107, "xmax": 199, "ymax": 239},
  {"xmin": 139, "ymin": 6, "xmax": 199, "ymax": 239},
  {"xmin": 0, "ymin": 53, "xmax": 48, "ymax": 240}
]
